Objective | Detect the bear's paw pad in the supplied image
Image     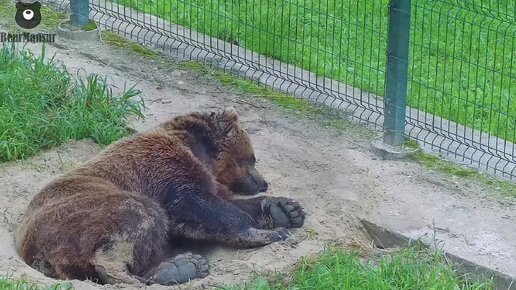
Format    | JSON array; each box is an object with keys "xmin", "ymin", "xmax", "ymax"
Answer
[
  {"xmin": 149, "ymin": 253, "xmax": 209, "ymax": 285},
  {"xmin": 265, "ymin": 197, "xmax": 305, "ymax": 228}
]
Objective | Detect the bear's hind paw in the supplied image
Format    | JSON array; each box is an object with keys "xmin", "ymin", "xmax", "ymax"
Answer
[{"xmin": 146, "ymin": 252, "xmax": 209, "ymax": 285}]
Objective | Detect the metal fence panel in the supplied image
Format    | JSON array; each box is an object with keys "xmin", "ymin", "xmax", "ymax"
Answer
[
  {"xmin": 49, "ymin": 0, "xmax": 516, "ymax": 179},
  {"xmin": 407, "ymin": 0, "xmax": 515, "ymax": 178}
]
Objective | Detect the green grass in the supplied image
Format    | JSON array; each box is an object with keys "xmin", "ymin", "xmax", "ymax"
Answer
[
  {"xmin": 410, "ymin": 152, "xmax": 516, "ymax": 197},
  {"xmin": 115, "ymin": 0, "xmax": 515, "ymax": 143},
  {"xmin": 81, "ymin": 19, "xmax": 98, "ymax": 31},
  {"xmin": 227, "ymin": 246, "xmax": 493, "ymax": 290},
  {"xmin": 0, "ymin": 44, "xmax": 144, "ymax": 162},
  {"xmin": 101, "ymin": 31, "xmax": 159, "ymax": 57},
  {"xmin": 39, "ymin": 6, "xmax": 68, "ymax": 30},
  {"xmin": 0, "ymin": 275, "xmax": 72, "ymax": 290}
]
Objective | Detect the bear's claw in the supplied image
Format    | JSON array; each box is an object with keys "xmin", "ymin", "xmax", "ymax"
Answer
[{"xmin": 275, "ymin": 227, "xmax": 290, "ymax": 241}]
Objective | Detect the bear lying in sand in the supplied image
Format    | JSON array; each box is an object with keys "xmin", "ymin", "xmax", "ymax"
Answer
[{"xmin": 15, "ymin": 108, "xmax": 305, "ymax": 285}]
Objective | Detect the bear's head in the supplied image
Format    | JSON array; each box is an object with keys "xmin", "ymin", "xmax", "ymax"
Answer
[
  {"xmin": 161, "ymin": 108, "xmax": 268, "ymax": 195},
  {"xmin": 211, "ymin": 108, "xmax": 268, "ymax": 195},
  {"xmin": 15, "ymin": 1, "xmax": 42, "ymax": 29}
]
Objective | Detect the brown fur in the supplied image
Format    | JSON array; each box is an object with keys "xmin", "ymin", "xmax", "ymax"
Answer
[{"xmin": 15, "ymin": 108, "xmax": 304, "ymax": 285}]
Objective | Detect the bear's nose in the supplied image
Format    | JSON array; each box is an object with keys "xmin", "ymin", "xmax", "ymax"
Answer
[{"xmin": 259, "ymin": 181, "xmax": 268, "ymax": 192}]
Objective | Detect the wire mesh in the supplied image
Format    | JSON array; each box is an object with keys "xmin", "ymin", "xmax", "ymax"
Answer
[
  {"xmin": 45, "ymin": 0, "xmax": 516, "ymax": 179},
  {"xmin": 86, "ymin": 0, "xmax": 389, "ymax": 129},
  {"xmin": 407, "ymin": 0, "xmax": 516, "ymax": 178}
]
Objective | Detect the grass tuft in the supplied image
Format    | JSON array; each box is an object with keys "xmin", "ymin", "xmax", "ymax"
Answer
[
  {"xmin": 81, "ymin": 19, "xmax": 98, "ymax": 31},
  {"xmin": 227, "ymin": 247, "xmax": 493, "ymax": 290},
  {"xmin": 0, "ymin": 275, "xmax": 73, "ymax": 290},
  {"xmin": 40, "ymin": 6, "xmax": 68, "ymax": 30},
  {"xmin": 101, "ymin": 32, "xmax": 159, "ymax": 57},
  {"xmin": 0, "ymin": 44, "xmax": 144, "ymax": 162}
]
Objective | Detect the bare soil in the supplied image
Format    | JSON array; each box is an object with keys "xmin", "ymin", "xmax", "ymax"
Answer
[{"xmin": 0, "ymin": 35, "xmax": 514, "ymax": 289}]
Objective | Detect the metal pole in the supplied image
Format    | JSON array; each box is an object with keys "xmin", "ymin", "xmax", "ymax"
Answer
[
  {"xmin": 383, "ymin": 0, "xmax": 411, "ymax": 146},
  {"xmin": 70, "ymin": 0, "xmax": 89, "ymax": 28}
]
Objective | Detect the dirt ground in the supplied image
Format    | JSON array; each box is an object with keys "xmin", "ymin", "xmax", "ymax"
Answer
[{"xmin": 0, "ymin": 35, "xmax": 515, "ymax": 289}]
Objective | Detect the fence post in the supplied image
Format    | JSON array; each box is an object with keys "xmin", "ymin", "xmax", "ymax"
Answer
[
  {"xmin": 383, "ymin": 0, "xmax": 411, "ymax": 146},
  {"xmin": 70, "ymin": 0, "xmax": 90, "ymax": 28}
]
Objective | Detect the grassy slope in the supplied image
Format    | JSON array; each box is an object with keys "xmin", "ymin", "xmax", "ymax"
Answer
[{"xmin": 116, "ymin": 0, "xmax": 515, "ymax": 142}]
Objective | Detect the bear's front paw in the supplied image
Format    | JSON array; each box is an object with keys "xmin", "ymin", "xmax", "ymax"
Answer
[{"xmin": 261, "ymin": 197, "xmax": 305, "ymax": 229}]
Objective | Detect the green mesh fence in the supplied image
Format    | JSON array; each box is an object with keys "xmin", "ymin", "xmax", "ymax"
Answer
[
  {"xmin": 46, "ymin": 0, "xmax": 516, "ymax": 178},
  {"xmin": 407, "ymin": 0, "xmax": 515, "ymax": 176}
]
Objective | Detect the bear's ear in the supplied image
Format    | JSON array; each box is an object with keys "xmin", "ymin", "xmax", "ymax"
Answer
[
  {"xmin": 33, "ymin": 1, "xmax": 41, "ymax": 8},
  {"xmin": 216, "ymin": 119, "xmax": 238, "ymax": 138},
  {"xmin": 16, "ymin": 1, "xmax": 22, "ymax": 8},
  {"xmin": 211, "ymin": 107, "xmax": 239, "ymax": 137},
  {"xmin": 225, "ymin": 124, "xmax": 237, "ymax": 138},
  {"xmin": 221, "ymin": 107, "xmax": 239, "ymax": 123}
]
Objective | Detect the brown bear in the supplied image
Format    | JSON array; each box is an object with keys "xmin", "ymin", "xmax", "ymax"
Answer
[{"xmin": 15, "ymin": 108, "xmax": 305, "ymax": 286}]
